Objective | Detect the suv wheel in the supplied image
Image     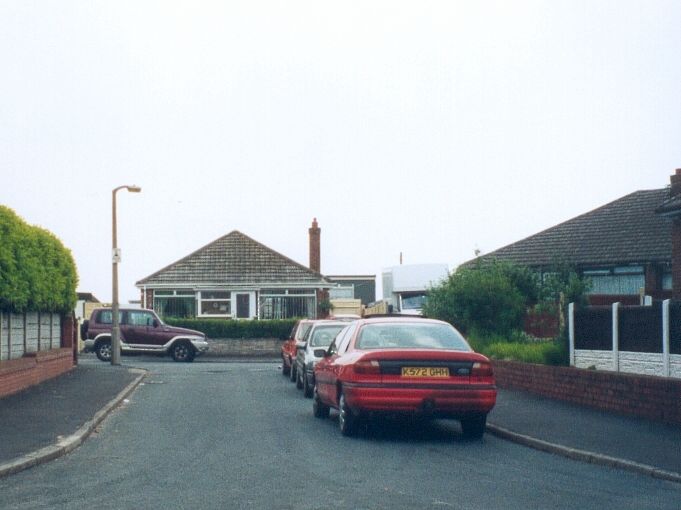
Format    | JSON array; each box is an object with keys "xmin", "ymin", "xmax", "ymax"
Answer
[
  {"xmin": 95, "ymin": 340, "xmax": 112, "ymax": 362},
  {"xmin": 171, "ymin": 342, "xmax": 195, "ymax": 362}
]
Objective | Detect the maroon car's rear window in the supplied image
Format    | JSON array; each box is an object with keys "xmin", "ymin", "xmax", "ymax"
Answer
[{"xmin": 356, "ymin": 323, "xmax": 471, "ymax": 351}]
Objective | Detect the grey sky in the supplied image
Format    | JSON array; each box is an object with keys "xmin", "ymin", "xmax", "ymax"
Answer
[{"xmin": 2, "ymin": 1, "xmax": 680, "ymax": 303}]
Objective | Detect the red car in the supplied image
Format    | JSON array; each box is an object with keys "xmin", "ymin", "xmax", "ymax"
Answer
[
  {"xmin": 312, "ymin": 317, "xmax": 497, "ymax": 438},
  {"xmin": 281, "ymin": 319, "xmax": 313, "ymax": 379}
]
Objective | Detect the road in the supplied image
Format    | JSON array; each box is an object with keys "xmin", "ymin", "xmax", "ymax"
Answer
[{"xmin": 1, "ymin": 359, "xmax": 679, "ymax": 509}]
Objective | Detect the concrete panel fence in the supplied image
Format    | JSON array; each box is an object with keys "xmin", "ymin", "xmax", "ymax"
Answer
[
  {"xmin": 0, "ymin": 312, "xmax": 62, "ymax": 361},
  {"xmin": 0, "ymin": 312, "xmax": 75, "ymax": 399},
  {"xmin": 568, "ymin": 300, "xmax": 681, "ymax": 378}
]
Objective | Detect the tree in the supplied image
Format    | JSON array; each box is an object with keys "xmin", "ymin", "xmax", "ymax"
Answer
[
  {"xmin": 0, "ymin": 206, "xmax": 78, "ymax": 313},
  {"xmin": 423, "ymin": 262, "xmax": 526, "ymax": 336},
  {"xmin": 423, "ymin": 258, "xmax": 589, "ymax": 338}
]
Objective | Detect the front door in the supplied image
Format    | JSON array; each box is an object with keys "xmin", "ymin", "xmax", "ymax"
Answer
[{"xmin": 236, "ymin": 293, "xmax": 251, "ymax": 319}]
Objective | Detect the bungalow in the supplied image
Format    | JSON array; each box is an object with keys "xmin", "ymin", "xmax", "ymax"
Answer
[
  {"xmin": 466, "ymin": 170, "xmax": 681, "ymax": 305},
  {"xmin": 136, "ymin": 220, "xmax": 333, "ymax": 320}
]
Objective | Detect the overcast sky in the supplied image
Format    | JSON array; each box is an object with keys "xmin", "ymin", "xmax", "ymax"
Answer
[{"xmin": 2, "ymin": 1, "xmax": 681, "ymax": 304}]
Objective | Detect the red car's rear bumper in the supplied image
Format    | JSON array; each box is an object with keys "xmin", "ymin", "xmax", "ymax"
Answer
[{"xmin": 343, "ymin": 382, "xmax": 497, "ymax": 417}]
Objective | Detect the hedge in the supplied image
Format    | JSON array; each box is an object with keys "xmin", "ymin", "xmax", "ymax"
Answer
[
  {"xmin": 0, "ymin": 206, "xmax": 78, "ymax": 313},
  {"xmin": 165, "ymin": 318, "xmax": 298, "ymax": 340}
]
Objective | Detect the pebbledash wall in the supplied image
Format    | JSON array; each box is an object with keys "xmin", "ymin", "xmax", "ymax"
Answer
[
  {"xmin": 0, "ymin": 312, "xmax": 76, "ymax": 398},
  {"xmin": 493, "ymin": 360, "xmax": 681, "ymax": 426}
]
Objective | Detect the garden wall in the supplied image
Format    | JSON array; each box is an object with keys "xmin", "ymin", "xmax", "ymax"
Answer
[
  {"xmin": 0, "ymin": 313, "xmax": 76, "ymax": 398},
  {"xmin": 492, "ymin": 360, "xmax": 681, "ymax": 425},
  {"xmin": 205, "ymin": 338, "xmax": 282, "ymax": 358}
]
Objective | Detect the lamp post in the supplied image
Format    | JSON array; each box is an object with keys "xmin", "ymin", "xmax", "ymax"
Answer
[{"xmin": 111, "ymin": 185, "xmax": 141, "ymax": 365}]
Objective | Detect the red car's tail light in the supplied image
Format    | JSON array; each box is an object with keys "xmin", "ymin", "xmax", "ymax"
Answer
[
  {"xmin": 353, "ymin": 360, "xmax": 381, "ymax": 374},
  {"xmin": 471, "ymin": 362, "xmax": 493, "ymax": 377}
]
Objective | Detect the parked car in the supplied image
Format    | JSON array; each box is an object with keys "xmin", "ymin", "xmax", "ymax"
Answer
[
  {"xmin": 281, "ymin": 319, "xmax": 314, "ymax": 378},
  {"xmin": 81, "ymin": 307, "xmax": 209, "ymax": 362},
  {"xmin": 312, "ymin": 317, "xmax": 497, "ymax": 438},
  {"xmin": 294, "ymin": 320, "xmax": 351, "ymax": 398}
]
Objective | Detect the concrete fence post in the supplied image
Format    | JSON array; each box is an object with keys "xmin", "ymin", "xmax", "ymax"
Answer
[
  {"xmin": 663, "ymin": 299, "xmax": 671, "ymax": 377},
  {"xmin": 612, "ymin": 302, "xmax": 620, "ymax": 372},
  {"xmin": 568, "ymin": 302, "xmax": 575, "ymax": 367}
]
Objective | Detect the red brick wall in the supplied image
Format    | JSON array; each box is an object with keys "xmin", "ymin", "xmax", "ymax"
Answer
[
  {"xmin": 0, "ymin": 348, "xmax": 74, "ymax": 398},
  {"xmin": 140, "ymin": 289, "xmax": 154, "ymax": 310},
  {"xmin": 493, "ymin": 360, "xmax": 681, "ymax": 425}
]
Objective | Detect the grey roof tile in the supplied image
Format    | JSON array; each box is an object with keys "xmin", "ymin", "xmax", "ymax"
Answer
[
  {"xmin": 136, "ymin": 231, "xmax": 330, "ymax": 287},
  {"xmin": 466, "ymin": 189, "xmax": 671, "ymax": 269}
]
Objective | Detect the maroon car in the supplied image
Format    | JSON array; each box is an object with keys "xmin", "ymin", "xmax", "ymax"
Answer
[
  {"xmin": 312, "ymin": 317, "xmax": 497, "ymax": 438},
  {"xmin": 82, "ymin": 308, "xmax": 209, "ymax": 362}
]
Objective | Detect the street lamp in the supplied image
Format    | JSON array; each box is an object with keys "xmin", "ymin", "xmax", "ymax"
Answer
[{"xmin": 111, "ymin": 185, "xmax": 141, "ymax": 365}]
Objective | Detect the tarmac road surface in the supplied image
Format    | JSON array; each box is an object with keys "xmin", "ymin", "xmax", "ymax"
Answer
[{"xmin": 1, "ymin": 359, "xmax": 679, "ymax": 510}]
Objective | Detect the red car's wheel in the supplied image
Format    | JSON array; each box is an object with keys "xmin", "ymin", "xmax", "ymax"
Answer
[{"xmin": 338, "ymin": 392, "xmax": 357, "ymax": 436}]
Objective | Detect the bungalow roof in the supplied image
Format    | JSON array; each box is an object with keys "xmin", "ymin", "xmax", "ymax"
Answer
[
  {"xmin": 136, "ymin": 230, "xmax": 331, "ymax": 288},
  {"xmin": 465, "ymin": 188, "xmax": 671, "ymax": 269}
]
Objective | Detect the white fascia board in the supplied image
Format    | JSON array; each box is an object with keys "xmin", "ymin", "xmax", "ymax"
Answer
[{"xmin": 137, "ymin": 282, "xmax": 333, "ymax": 290}]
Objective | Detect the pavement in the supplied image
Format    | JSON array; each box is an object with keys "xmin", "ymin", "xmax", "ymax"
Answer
[{"xmin": 1, "ymin": 358, "xmax": 680, "ymax": 483}]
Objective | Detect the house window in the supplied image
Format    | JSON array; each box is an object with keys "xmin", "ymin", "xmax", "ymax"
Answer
[
  {"xmin": 329, "ymin": 285, "xmax": 354, "ymax": 300},
  {"xmin": 259, "ymin": 289, "xmax": 316, "ymax": 319},
  {"xmin": 199, "ymin": 291, "xmax": 232, "ymax": 317},
  {"xmin": 583, "ymin": 267, "xmax": 645, "ymax": 295},
  {"xmin": 154, "ymin": 290, "xmax": 196, "ymax": 319},
  {"xmin": 663, "ymin": 272, "xmax": 673, "ymax": 291}
]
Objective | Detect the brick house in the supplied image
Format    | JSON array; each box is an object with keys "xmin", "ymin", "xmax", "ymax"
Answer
[
  {"xmin": 136, "ymin": 220, "xmax": 333, "ymax": 320},
  {"xmin": 466, "ymin": 171, "xmax": 681, "ymax": 306}
]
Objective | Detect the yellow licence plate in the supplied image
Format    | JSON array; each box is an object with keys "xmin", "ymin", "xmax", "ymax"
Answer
[{"xmin": 401, "ymin": 367, "xmax": 450, "ymax": 378}]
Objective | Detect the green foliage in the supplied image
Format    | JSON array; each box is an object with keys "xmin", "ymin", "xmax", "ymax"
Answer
[
  {"xmin": 318, "ymin": 299, "xmax": 333, "ymax": 314},
  {"xmin": 0, "ymin": 206, "xmax": 78, "ymax": 313},
  {"xmin": 466, "ymin": 329, "xmax": 567, "ymax": 366},
  {"xmin": 423, "ymin": 260, "xmax": 527, "ymax": 336},
  {"xmin": 165, "ymin": 318, "xmax": 298, "ymax": 339},
  {"xmin": 424, "ymin": 258, "xmax": 590, "ymax": 343},
  {"xmin": 484, "ymin": 341, "xmax": 563, "ymax": 365}
]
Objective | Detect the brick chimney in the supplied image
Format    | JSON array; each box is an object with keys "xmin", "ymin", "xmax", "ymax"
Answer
[
  {"xmin": 671, "ymin": 169, "xmax": 681, "ymax": 197},
  {"xmin": 309, "ymin": 218, "xmax": 321, "ymax": 273}
]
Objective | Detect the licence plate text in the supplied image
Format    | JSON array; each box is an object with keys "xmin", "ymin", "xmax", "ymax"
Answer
[{"xmin": 401, "ymin": 367, "xmax": 450, "ymax": 378}]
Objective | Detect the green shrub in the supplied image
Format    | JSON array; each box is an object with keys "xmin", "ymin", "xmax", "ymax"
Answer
[
  {"xmin": 484, "ymin": 342, "xmax": 547, "ymax": 364},
  {"xmin": 423, "ymin": 264, "xmax": 526, "ymax": 335},
  {"xmin": 466, "ymin": 328, "xmax": 567, "ymax": 366},
  {"xmin": 165, "ymin": 318, "xmax": 298, "ymax": 340},
  {"xmin": 0, "ymin": 206, "xmax": 77, "ymax": 313}
]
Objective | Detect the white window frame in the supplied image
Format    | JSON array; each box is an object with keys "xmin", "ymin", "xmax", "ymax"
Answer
[{"xmin": 198, "ymin": 291, "xmax": 233, "ymax": 318}]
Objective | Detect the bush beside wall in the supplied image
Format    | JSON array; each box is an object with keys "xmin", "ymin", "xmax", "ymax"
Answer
[
  {"xmin": 0, "ymin": 206, "xmax": 78, "ymax": 314},
  {"xmin": 165, "ymin": 318, "xmax": 297, "ymax": 340}
]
